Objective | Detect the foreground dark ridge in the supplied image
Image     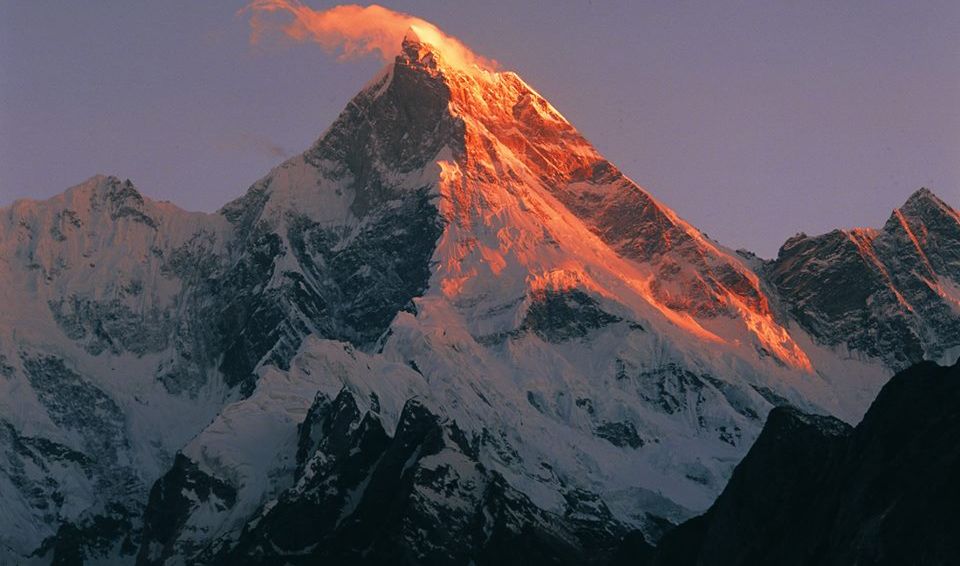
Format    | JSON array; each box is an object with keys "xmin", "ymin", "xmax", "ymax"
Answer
[{"xmin": 629, "ymin": 359, "xmax": 960, "ymax": 566}]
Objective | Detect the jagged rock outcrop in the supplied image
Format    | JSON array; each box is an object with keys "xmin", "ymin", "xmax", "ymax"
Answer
[
  {"xmin": 766, "ymin": 188, "xmax": 960, "ymax": 369},
  {"xmin": 219, "ymin": 393, "xmax": 625, "ymax": 566}
]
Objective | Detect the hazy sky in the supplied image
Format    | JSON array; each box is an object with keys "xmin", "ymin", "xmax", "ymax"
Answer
[{"xmin": 2, "ymin": 1, "xmax": 957, "ymax": 257}]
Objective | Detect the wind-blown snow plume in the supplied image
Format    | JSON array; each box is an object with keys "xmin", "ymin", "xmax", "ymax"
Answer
[{"xmin": 244, "ymin": 1, "xmax": 495, "ymax": 71}]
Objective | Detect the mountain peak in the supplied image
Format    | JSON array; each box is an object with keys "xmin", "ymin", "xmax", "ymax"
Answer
[
  {"xmin": 54, "ymin": 174, "xmax": 140, "ymax": 208},
  {"xmin": 402, "ymin": 25, "xmax": 425, "ymax": 46},
  {"xmin": 899, "ymin": 187, "xmax": 955, "ymax": 217},
  {"xmin": 906, "ymin": 186, "xmax": 938, "ymax": 203},
  {"xmin": 399, "ymin": 29, "xmax": 442, "ymax": 72},
  {"xmin": 886, "ymin": 186, "xmax": 960, "ymax": 235},
  {"xmin": 305, "ymin": 41, "xmax": 814, "ymax": 371}
]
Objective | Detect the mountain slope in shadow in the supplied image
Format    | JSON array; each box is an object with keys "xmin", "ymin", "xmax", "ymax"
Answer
[{"xmin": 630, "ymin": 359, "xmax": 960, "ymax": 566}]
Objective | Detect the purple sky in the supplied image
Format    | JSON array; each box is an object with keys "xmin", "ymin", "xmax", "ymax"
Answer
[{"xmin": 2, "ymin": 1, "xmax": 957, "ymax": 257}]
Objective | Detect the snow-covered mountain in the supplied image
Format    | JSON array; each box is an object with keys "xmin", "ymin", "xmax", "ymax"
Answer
[{"xmin": 1, "ymin": 34, "xmax": 958, "ymax": 565}]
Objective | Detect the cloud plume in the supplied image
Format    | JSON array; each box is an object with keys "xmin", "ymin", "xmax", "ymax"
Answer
[{"xmin": 243, "ymin": 1, "xmax": 495, "ymax": 71}]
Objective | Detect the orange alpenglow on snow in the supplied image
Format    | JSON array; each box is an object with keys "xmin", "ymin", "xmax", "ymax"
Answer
[{"xmin": 243, "ymin": 1, "xmax": 814, "ymax": 372}]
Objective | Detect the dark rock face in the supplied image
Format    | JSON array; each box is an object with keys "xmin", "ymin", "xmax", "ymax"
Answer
[
  {"xmin": 136, "ymin": 454, "xmax": 238, "ymax": 566},
  {"xmin": 213, "ymin": 226, "xmax": 289, "ymax": 393},
  {"xmin": 306, "ymin": 38, "xmax": 466, "ymax": 214},
  {"xmin": 767, "ymin": 189, "xmax": 960, "ymax": 369},
  {"xmin": 48, "ymin": 294, "xmax": 173, "ymax": 356},
  {"xmin": 286, "ymin": 188, "xmax": 443, "ymax": 346},
  {"xmin": 595, "ymin": 421, "xmax": 644, "ymax": 449},
  {"xmin": 200, "ymin": 392, "xmax": 626, "ymax": 566},
  {"xmin": 0, "ymin": 421, "xmax": 94, "ymax": 543},
  {"xmin": 522, "ymin": 289, "xmax": 624, "ymax": 343},
  {"xmin": 477, "ymin": 290, "xmax": 636, "ymax": 347},
  {"xmin": 207, "ymin": 40, "xmax": 451, "ymax": 395},
  {"xmin": 210, "ymin": 174, "xmax": 443, "ymax": 400},
  {"xmin": 21, "ymin": 355, "xmax": 136, "ymax": 498},
  {"xmin": 645, "ymin": 359, "xmax": 960, "ymax": 566},
  {"xmin": 40, "ymin": 505, "xmax": 139, "ymax": 566},
  {"xmin": 99, "ymin": 177, "xmax": 158, "ymax": 229}
]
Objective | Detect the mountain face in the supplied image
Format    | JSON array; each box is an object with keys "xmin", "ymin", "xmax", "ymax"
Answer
[
  {"xmin": 646, "ymin": 359, "xmax": 960, "ymax": 566},
  {"xmin": 0, "ymin": 35, "xmax": 957, "ymax": 565},
  {"xmin": 765, "ymin": 188, "xmax": 960, "ymax": 370}
]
